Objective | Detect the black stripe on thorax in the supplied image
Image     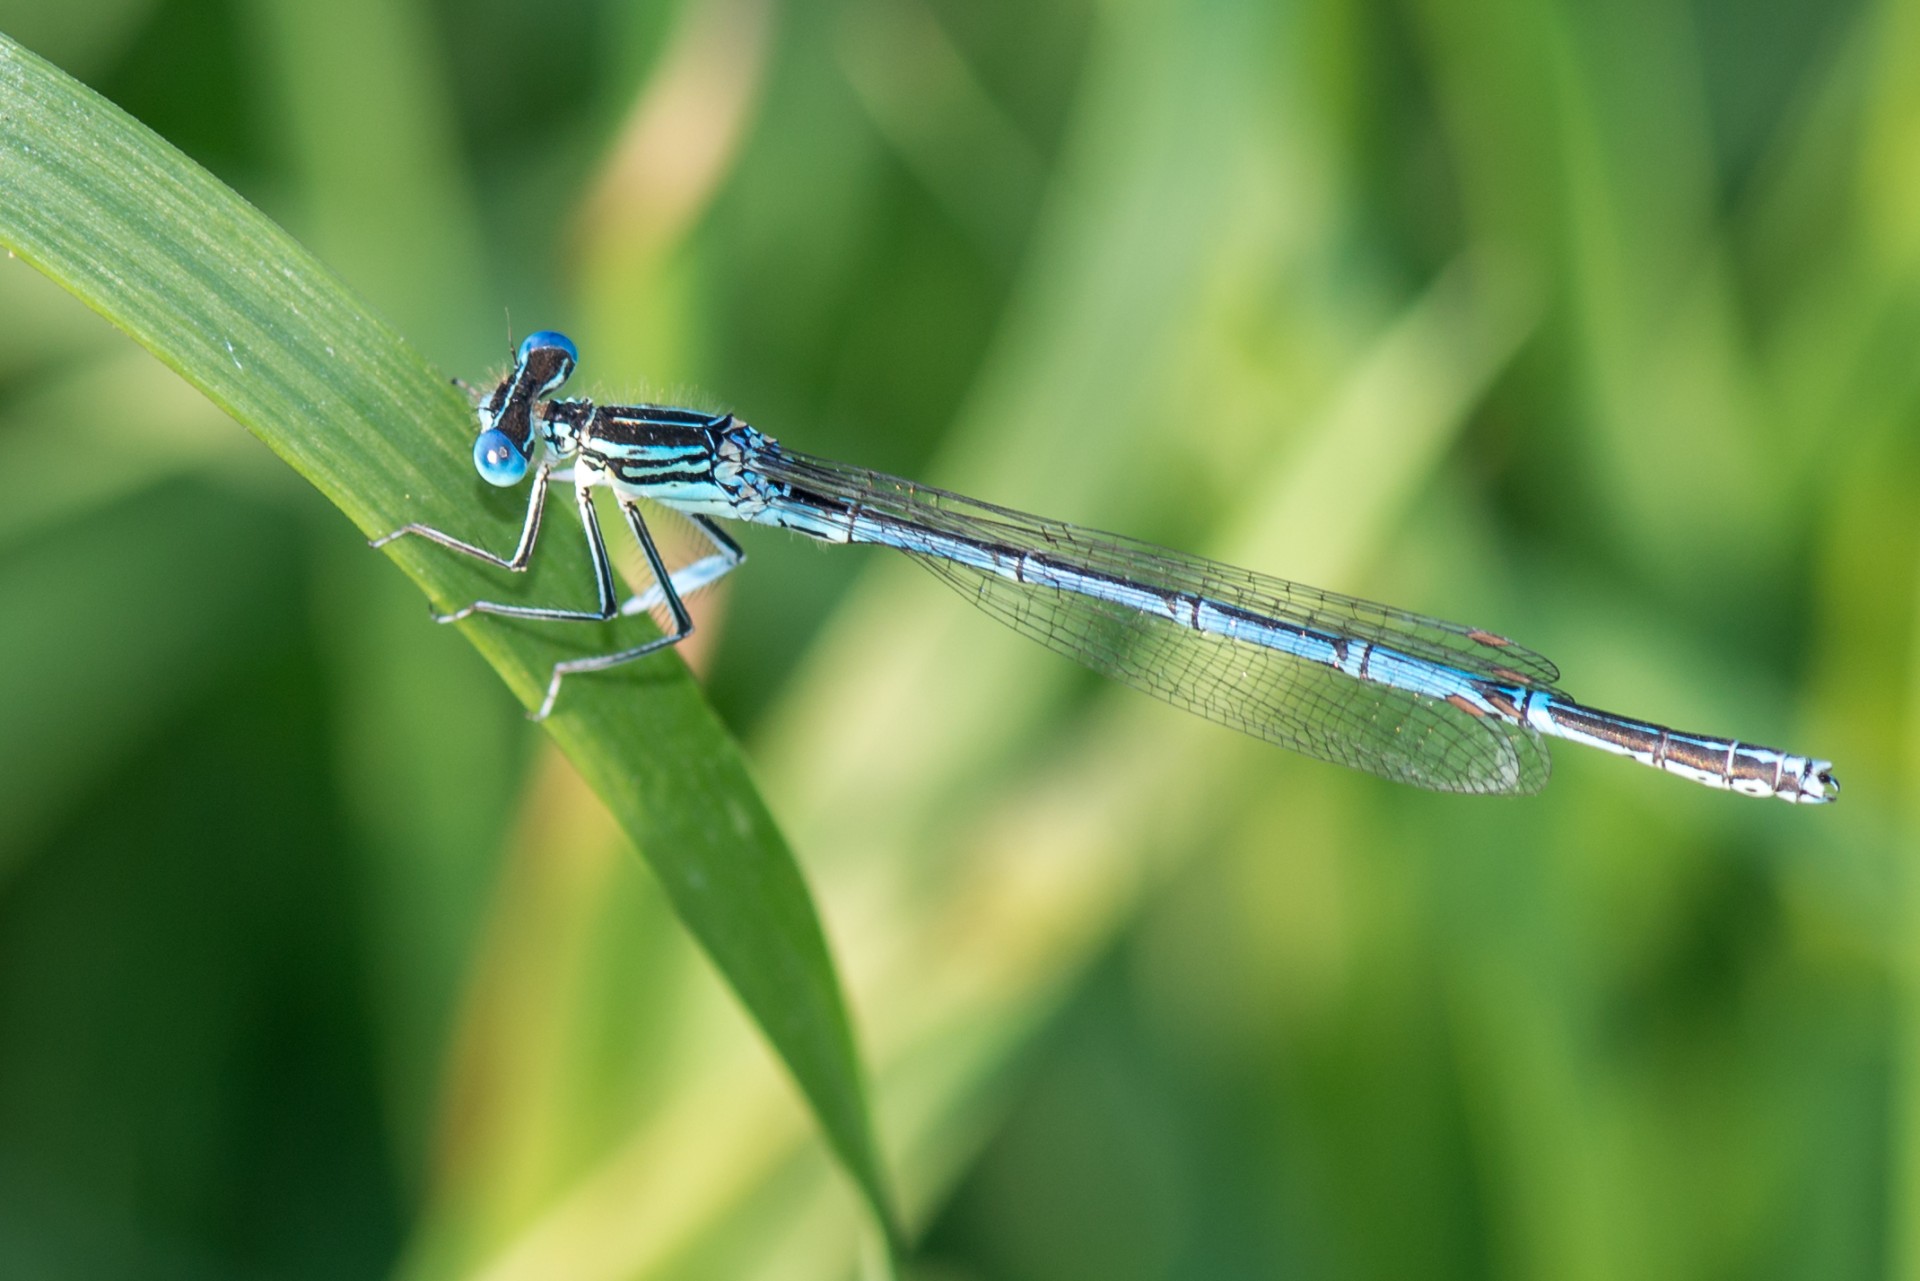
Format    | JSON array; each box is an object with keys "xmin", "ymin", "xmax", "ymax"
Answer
[
  {"xmin": 597, "ymin": 404, "xmax": 728, "ymax": 429},
  {"xmin": 609, "ymin": 463, "xmax": 715, "ymax": 488}
]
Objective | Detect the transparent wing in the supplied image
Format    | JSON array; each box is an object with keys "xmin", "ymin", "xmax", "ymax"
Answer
[
  {"xmin": 912, "ymin": 551, "xmax": 1547, "ymax": 793},
  {"xmin": 756, "ymin": 448, "xmax": 1556, "ymax": 794}
]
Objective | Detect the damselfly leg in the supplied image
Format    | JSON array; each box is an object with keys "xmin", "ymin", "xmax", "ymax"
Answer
[
  {"xmin": 621, "ymin": 516, "xmax": 743, "ymax": 618},
  {"xmin": 531, "ymin": 501, "xmax": 698, "ymax": 719},
  {"xmin": 370, "ymin": 461, "xmax": 556, "ymax": 575},
  {"xmin": 373, "ymin": 468, "xmax": 742, "ymax": 717}
]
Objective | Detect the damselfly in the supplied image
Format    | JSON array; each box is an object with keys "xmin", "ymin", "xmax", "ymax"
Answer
[{"xmin": 374, "ymin": 332, "xmax": 1838, "ymax": 805}]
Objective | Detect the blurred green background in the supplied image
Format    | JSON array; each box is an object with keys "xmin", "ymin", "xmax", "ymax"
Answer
[{"xmin": 0, "ymin": 0, "xmax": 1904, "ymax": 1276}]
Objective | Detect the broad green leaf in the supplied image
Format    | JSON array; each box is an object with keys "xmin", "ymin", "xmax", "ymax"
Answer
[{"xmin": 0, "ymin": 31, "xmax": 899, "ymax": 1250}]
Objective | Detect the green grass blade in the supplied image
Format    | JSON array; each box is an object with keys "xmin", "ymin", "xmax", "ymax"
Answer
[{"xmin": 0, "ymin": 32, "xmax": 899, "ymax": 1249}]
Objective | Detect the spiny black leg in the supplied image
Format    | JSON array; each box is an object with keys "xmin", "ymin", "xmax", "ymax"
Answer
[
  {"xmin": 533, "ymin": 500, "xmax": 696, "ymax": 719},
  {"xmin": 436, "ymin": 483, "xmax": 620, "ymax": 625},
  {"xmin": 693, "ymin": 515, "xmax": 745, "ymax": 564},
  {"xmin": 371, "ymin": 464, "xmax": 554, "ymax": 573},
  {"xmin": 617, "ymin": 513, "xmax": 746, "ymax": 618}
]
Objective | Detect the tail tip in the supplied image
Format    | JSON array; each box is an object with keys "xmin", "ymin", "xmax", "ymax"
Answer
[{"xmin": 1794, "ymin": 760, "xmax": 1839, "ymax": 804}]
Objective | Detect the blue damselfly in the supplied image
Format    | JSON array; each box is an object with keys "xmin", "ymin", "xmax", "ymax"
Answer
[{"xmin": 374, "ymin": 332, "xmax": 1838, "ymax": 804}]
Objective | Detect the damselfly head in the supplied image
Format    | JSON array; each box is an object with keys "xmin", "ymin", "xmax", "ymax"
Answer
[
  {"xmin": 515, "ymin": 330, "xmax": 578, "ymax": 396},
  {"xmin": 466, "ymin": 330, "xmax": 579, "ymax": 487},
  {"xmin": 471, "ymin": 375, "xmax": 534, "ymax": 486}
]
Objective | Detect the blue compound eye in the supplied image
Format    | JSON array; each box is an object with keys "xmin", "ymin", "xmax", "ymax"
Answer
[
  {"xmin": 516, "ymin": 329, "xmax": 578, "ymax": 369},
  {"xmin": 473, "ymin": 428, "xmax": 530, "ymax": 487}
]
